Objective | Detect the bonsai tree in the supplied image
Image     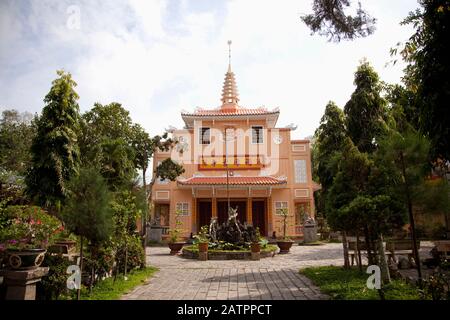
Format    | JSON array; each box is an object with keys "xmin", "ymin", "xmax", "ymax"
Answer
[
  {"xmin": 169, "ymin": 209, "xmax": 184, "ymax": 243},
  {"xmin": 194, "ymin": 225, "xmax": 210, "ymax": 244},
  {"xmin": 276, "ymin": 208, "xmax": 294, "ymax": 254},
  {"xmin": 254, "ymin": 227, "xmax": 261, "ymax": 243},
  {"xmin": 278, "ymin": 208, "xmax": 292, "ymax": 241},
  {"xmin": 168, "ymin": 209, "xmax": 185, "ymax": 255},
  {"xmin": 194, "ymin": 225, "xmax": 210, "ymax": 253}
]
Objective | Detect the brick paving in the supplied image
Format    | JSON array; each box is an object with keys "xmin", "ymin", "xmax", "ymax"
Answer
[
  {"xmin": 121, "ymin": 241, "xmax": 435, "ymax": 300},
  {"xmin": 122, "ymin": 243, "xmax": 347, "ymax": 300}
]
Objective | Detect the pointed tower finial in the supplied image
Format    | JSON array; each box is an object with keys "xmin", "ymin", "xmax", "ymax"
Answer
[
  {"xmin": 221, "ymin": 40, "xmax": 239, "ymax": 111},
  {"xmin": 228, "ymin": 40, "xmax": 232, "ymax": 69}
]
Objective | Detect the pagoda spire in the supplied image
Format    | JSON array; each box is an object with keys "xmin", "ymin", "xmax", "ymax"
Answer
[{"xmin": 221, "ymin": 40, "xmax": 239, "ymax": 111}]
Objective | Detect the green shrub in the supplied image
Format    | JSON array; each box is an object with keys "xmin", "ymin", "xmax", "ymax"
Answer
[
  {"xmin": 115, "ymin": 235, "xmax": 145, "ymax": 273},
  {"xmin": 83, "ymin": 244, "xmax": 115, "ymax": 283},
  {"xmin": 421, "ymin": 271, "xmax": 450, "ymax": 300},
  {"xmin": 38, "ymin": 254, "xmax": 72, "ymax": 300}
]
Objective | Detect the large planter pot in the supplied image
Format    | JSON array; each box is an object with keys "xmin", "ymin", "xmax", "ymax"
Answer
[
  {"xmin": 198, "ymin": 242, "xmax": 209, "ymax": 253},
  {"xmin": 250, "ymin": 242, "xmax": 261, "ymax": 253},
  {"xmin": 276, "ymin": 240, "xmax": 293, "ymax": 254},
  {"xmin": 168, "ymin": 242, "xmax": 185, "ymax": 255},
  {"xmin": 6, "ymin": 248, "xmax": 46, "ymax": 270}
]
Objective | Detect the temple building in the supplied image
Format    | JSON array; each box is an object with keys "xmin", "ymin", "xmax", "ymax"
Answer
[{"xmin": 151, "ymin": 45, "xmax": 317, "ymax": 239}]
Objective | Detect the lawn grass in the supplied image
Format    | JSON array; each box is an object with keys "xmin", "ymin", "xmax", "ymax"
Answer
[
  {"xmin": 78, "ymin": 266, "xmax": 158, "ymax": 300},
  {"xmin": 300, "ymin": 266, "xmax": 425, "ymax": 300}
]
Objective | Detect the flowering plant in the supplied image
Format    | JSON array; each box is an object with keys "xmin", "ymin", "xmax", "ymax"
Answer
[
  {"xmin": 193, "ymin": 225, "xmax": 210, "ymax": 243},
  {"xmin": 0, "ymin": 205, "xmax": 63, "ymax": 251},
  {"xmin": 168, "ymin": 209, "xmax": 184, "ymax": 243}
]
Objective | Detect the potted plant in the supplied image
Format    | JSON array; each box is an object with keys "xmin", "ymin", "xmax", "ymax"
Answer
[
  {"xmin": 276, "ymin": 208, "xmax": 294, "ymax": 254},
  {"xmin": 194, "ymin": 225, "xmax": 209, "ymax": 253},
  {"xmin": 168, "ymin": 209, "xmax": 185, "ymax": 255},
  {"xmin": 250, "ymin": 227, "xmax": 261, "ymax": 253},
  {"xmin": 0, "ymin": 205, "xmax": 63, "ymax": 269},
  {"xmin": 54, "ymin": 229, "xmax": 78, "ymax": 253}
]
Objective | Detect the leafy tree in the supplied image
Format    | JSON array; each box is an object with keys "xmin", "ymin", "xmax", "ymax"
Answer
[
  {"xmin": 110, "ymin": 191, "xmax": 145, "ymax": 276},
  {"xmin": 63, "ymin": 166, "xmax": 113, "ymax": 243},
  {"xmin": 301, "ymin": 0, "xmax": 376, "ymax": 42},
  {"xmin": 131, "ymin": 124, "xmax": 152, "ymax": 191},
  {"xmin": 0, "ymin": 110, "xmax": 36, "ymax": 175},
  {"xmin": 99, "ymin": 138, "xmax": 137, "ymax": 190},
  {"xmin": 25, "ymin": 70, "xmax": 81, "ymax": 208},
  {"xmin": 62, "ymin": 166, "xmax": 113, "ymax": 299},
  {"xmin": 344, "ymin": 60, "xmax": 387, "ymax": 153},
  {"xmin": 313, "ymin": 101, "xmax": 348, "ymax": 226},
  {"xmin": 151, "ymin": 158, "xmax": 185, "ymax": 189},
  {"xmin": 80, "ymin": 102, "xmax": 134, "ymax": 165},
  {"xmin": 80, "ymin": 103, "xmax": 138, "ymax": 190},
  {"xmin": 131, "ymin": 126, "xmax": 176, "ymax": 235},
  {"xmin": 376, "ymin": 125, "xmax": 431, "ymax": 285},
  {"xmin": 400, "ymin": 0, "xmax": 450, "ymax": 163},
  {"xmin": 383, "ymin": 84, "xmax": 420, "ymax": 132},
  {"xmin": 326, "ymin": 138, "xmax": 371, "ymax": 268},
  {"xmin": 146, "ymin": 158, "xmax": 185, "ymax": 241},
  {"xmin": 314, "ymin": 101, "xmax": 347, "ymax": 191}
]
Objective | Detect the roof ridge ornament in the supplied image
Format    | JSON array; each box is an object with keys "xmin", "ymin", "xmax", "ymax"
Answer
[{"xmin": 285, "ymin": 123, "xmax": 298, "ymax": 131}]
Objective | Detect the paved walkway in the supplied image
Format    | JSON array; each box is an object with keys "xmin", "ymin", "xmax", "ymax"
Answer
[
  {"xmin": 122, "ymin": 243, "xmax": 347, "ymax": 300},
  {"xmin": 121, "ymin": 241, "xmax": 435, "ymax": 300}
]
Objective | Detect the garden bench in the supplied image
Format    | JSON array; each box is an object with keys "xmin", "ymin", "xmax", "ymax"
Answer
[
  {"xmin": 348, "ymin": 241, "xmax": 367, "ymax": 266},
  {"xmin": 435, "ymin": 240, "xmax": 450, "ymax": 261},
  {"xmin": 385, "ymin": 240, "xmax": 420, "ymax": 265}
]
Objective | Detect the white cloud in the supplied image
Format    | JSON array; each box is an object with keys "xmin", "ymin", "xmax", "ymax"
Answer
[{"xmin": 0, "ymin": 0, "xmax": 420, "ymax": 141}]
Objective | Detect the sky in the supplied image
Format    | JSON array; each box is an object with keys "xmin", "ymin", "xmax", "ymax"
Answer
[{"xmin": 0, "ymin": 0, "xmax": 420, "ymax": 140}]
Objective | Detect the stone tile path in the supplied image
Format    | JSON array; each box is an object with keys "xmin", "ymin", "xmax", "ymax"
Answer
[
  {"xmin": 121, "ymin": 241, "xmax": 435, "ymax": 300},
  {"xmin": 122, "ymin": 243, "xmax": 347, "ymax": 300}
]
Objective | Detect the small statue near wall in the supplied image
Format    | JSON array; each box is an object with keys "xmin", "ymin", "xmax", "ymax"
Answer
[{"xmin": 209, "ymin": 217, "xmax": 218, "ymax": 242}]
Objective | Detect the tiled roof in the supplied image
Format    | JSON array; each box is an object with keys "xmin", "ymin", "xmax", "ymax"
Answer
[
  {"xmin": 177, "ymin": 176, "xmax": 287, "ymax": 186},
  {"xmin": 181, "ymin": 107, "xmax": 279, "ymax": 117}
]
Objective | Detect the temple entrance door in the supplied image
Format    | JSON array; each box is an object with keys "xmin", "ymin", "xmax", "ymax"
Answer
[
  {"xmin": 252, "ymin": 200, "xmax": 266, "ymax": 236},
  {"xmin": 198, "ymin": 200, "xmax": 212, "ymax": 229},
  {"xmin": 217, "ymin": 200, "xmax": 247, "ymax": 224}
]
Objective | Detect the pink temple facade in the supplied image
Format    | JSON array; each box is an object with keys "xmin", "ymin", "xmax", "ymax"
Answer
[{"xmin": 151, "ymin": 59, "xmax": 318, "ymax": 239}]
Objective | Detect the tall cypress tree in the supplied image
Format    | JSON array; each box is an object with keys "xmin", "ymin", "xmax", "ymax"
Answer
[
  {"xmin": 314, "ymin": 101, "xmax": 348, "ymax": 191},
  {"xmin": 25, "ymin": 70, "xmax": 80, "ymax": 208},
  {"xmin": 344, "ymin": 60, "xmax": 387, "ymax": 154}
]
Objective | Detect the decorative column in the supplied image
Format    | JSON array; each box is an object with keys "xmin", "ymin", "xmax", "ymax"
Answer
[
  {"xmin": 0, "ymin": 267, "xmax": 49, "ymax": 300},
  {"xmin": 212, "ymin": 197, "xmax": 217, "ymax": 218},
  {"xmin": 191, "ymin": 198, "xmax": 197, "ymax": 234},
  {"xmin": 247, "ymin": 197, "xmax": 252, "ymax": 224},
  {"xmin": 267, "ymin": 197, "xmax": 273, "ymax": 237}
]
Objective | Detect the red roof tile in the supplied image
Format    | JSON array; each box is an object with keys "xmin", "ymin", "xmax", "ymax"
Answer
[
  {"xmin": 177, "ymin": 176, "xmax": 287, "ymax": 186},
  {"xmin": 181, "ymin": 107, "xmax": 279, "ymax": 117}
]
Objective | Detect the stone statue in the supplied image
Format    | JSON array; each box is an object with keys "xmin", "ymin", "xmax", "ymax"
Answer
[
  {"xmin": 304, "ymin": 216, "xmax": 315, "ymax": 226},
  {"xmin": 228, "ymin": 206, "xmax": 238, "ymax": 221},
  {"xmin": 209, "ymin": 217, "xmax": 218, "ymax": 242},
  {"xmin": 228, "ymin": 206, "xmax": 242, "ymax": 238},
  {"xmin": 206, "ymin": 205, "xmax": 258, "ymax": 247}
]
